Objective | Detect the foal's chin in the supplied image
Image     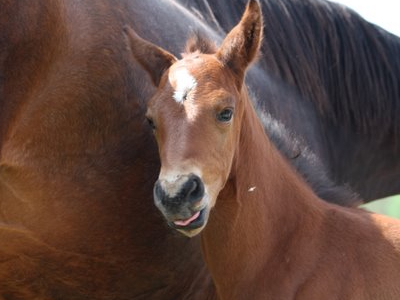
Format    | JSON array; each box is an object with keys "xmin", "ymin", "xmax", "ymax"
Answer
[
  {"xmin": 161, "ymin": 206, "xmax": 211, "ymax": 238},
  {"xmin": 177, "ymin": 226, "xmax": 206, "ymax": 238}
]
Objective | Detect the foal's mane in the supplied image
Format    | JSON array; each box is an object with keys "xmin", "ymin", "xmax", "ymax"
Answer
[{"xmin": 260, "ymin": 0, "xmax": 400, "ymax": 141}]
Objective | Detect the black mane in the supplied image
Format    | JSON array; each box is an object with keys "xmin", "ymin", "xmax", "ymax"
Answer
[{"xmin": 260, "ymin": 0, "xmax": 400, "ymax": 141}]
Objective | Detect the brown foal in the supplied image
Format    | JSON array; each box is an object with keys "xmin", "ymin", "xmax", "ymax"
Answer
[{"xmin": 126, "ymin": 0, "xmax": 400, "ymax": 299}]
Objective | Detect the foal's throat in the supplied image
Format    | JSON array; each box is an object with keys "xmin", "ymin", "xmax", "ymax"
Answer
[{"xmin": 201, "ymin": 97, "xmax": 324, "ymax": 298}]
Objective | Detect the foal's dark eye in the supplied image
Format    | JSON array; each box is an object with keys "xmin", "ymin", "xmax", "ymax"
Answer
[
  {"xmin": 217, "ymin": 108, "xmax": 234, "ymax": 122},
  {"xmin": 146, "ymin": 117, "xmax": 155, "ymax": 129}
]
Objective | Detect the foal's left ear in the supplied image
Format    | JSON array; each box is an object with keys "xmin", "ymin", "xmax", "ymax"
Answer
[
  {"xmin": 216, "ymin": 0, "xmax": 263, "ymax": 89},
  {"xmin": 124, "ymin": 26, "xmax": 177, "ymax": 87}
]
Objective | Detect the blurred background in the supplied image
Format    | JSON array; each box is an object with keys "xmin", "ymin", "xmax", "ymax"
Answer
[
  {"xmin": 329, "ymin": 0, "xmax": 400, "ymax": 36},
  {"xmin": 329, "ymin": 0, "xmax": 400, "ymax": 219},
  {"xmin": 362, "ymin": 196, "xmax": 400, "ymax": 219}
]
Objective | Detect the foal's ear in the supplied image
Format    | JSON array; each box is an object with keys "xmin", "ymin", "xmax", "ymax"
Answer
[
  {"xmin": 216, "ymin": 0, "xmax": 263, "ymax": 88},
  {"xmin": 124, "ymin": 26, "xmax": 177, "ymax": 87}
]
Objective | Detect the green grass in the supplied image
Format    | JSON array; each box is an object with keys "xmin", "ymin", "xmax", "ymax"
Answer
[{"xmin": 361, "ymin": 195, "xmax": 400, "ymax": 219}]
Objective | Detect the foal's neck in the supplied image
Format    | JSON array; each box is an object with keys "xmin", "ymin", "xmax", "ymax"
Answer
[{"xmin": 201, "ymin": 94, "xmax": 325, "ymax": 299}]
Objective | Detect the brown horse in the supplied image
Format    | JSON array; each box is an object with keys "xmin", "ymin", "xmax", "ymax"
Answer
[
  {"xmin": 1, "ymin": 0, "xmax": 399, "ymax": 298},
  {"xmin": 127, "ymin": 1, "xmax": 400, "ymax": 299},
  {"xmin": 0, "ymin": 0, "xmax": 216, "ymax": 299}
]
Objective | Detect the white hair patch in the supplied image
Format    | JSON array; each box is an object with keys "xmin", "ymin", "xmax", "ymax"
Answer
[{"xmin": 172, "ymin": 68, "xmax": 197, "ymax": 103}]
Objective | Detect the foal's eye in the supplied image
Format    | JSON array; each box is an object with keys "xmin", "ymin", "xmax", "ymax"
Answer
[
  {"xmin": 146, "ymin": 117, "xmax": 156, "ymax": 130},
  {"xmin": 217, "ymin": 108, "xmax": 234, "ymax": 123}
]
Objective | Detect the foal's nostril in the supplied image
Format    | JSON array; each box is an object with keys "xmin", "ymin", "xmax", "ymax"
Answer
[
  {"xmin": 188, "ymin": 177, "xmax": 198, "ymax": 195},
  {"xmin": 154, "ymin": 181, "xmax": 165, "ymax": 203},
  {"xmin": 186, "ymin": 175, "xmax": 204, "ymax": 203},
  {"xmin": 153, "ymin": 174, "xmax": 205, "ymax": 212}
]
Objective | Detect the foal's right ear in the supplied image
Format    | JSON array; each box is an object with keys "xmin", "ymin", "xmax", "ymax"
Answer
[
  {"xmin": 124, "ymin": 26, "xmax": 177, "ymax": 87},
  {"xmin": 216, "ymin": 0, "xmax": 262, "ymax": 89}
]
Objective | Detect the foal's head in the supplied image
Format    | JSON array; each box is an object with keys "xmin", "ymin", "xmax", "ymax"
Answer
[{"xmin": 126, "ymin": 0, "xmax": 262, "ymax": 237}]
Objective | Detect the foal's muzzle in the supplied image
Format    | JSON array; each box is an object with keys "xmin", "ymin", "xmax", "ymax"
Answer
[{"xmin": 153, "ymin": 174, "xmax": 207, "ymax": 230}]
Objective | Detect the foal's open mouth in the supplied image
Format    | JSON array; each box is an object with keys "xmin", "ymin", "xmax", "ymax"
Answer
[{"xmin": 170, "ymin": 208, "xmax": 207, "ymax": 230}]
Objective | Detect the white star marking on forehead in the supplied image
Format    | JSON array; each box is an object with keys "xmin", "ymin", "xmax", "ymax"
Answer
[{"xmin": 172, "ymin": 68, "xmax": 197, "ymax": 103}]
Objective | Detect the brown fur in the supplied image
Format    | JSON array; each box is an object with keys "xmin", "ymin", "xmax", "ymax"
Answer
[
  {"xmin": 128, "ymin": 1, "xmax": 400, "ymax": 299},
  {"xmin": 0, "ymin": 0, "xmax": 216, "ymax": 298},
  {"xmin": 1, "ymin": 0, "xmax": 399, "ymax": 298}
]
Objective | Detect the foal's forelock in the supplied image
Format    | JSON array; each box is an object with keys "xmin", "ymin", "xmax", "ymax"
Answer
[
  {"xmin": 169, "ymin": 33, "xmax": 218, "ymax": 104},
  {"xmin": 184, "ymin": 32, "xmax": 218, "ymax": 55}
]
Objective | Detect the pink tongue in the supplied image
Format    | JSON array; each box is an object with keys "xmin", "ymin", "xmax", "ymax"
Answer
[{"xmin": 174, "ymin": 211, "xmax": 201, "ymax": 226}]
